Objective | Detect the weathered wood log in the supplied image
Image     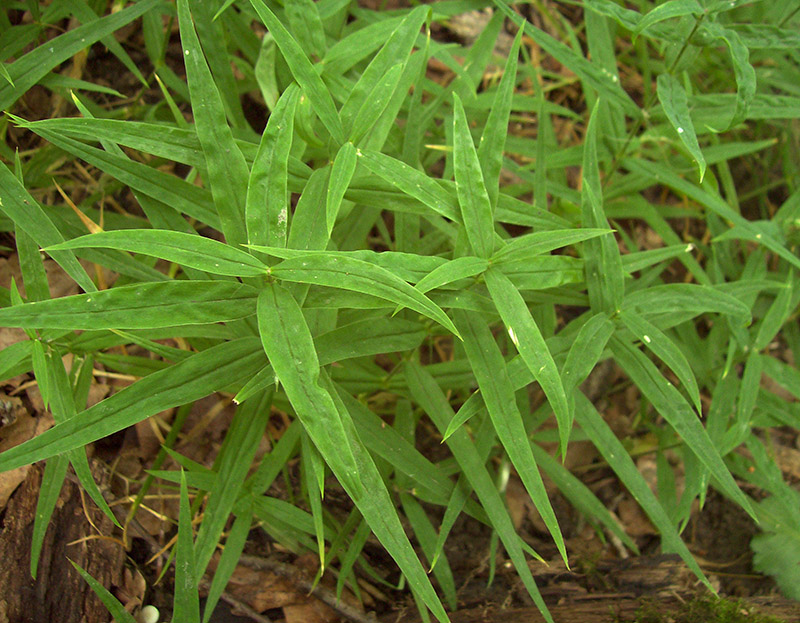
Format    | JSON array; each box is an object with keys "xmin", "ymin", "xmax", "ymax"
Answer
[
  {"xmin": 0, "ymin": 465, "xmax": 125, "ymax": 623},
  {"xmin": 380, "ymin": 555, "xmax": 799, "ymax": 623}
]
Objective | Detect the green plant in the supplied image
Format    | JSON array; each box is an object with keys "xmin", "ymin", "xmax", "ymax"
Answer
[
  {"xmin": 620, "ymin": 596, "xmax": 786, "ymax": 623},
  {"xmin": 0, "ymin": 1, "xmax": 798, "ymax": 622}
]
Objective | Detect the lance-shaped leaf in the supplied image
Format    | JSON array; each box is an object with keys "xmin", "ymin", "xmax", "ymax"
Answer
[
  {"xmin": 46, "ymin": 230, "xmax": 267, "ymax": 277},
  {"xmin": 610, "ymin": 336, "xmax": 755, "ymax": 520},
  {"xmin": 621, "ymin": 283, "xmax": 751, "ymax": 326},
  {"xmin": 257, "ymin": 284, "xmax": 448, "ymax": 623},
  {"xmin": 703, "ymin": 22, "xmax": 756, "ymax": 131},
  {"xmin": 247, "ymin": 84, "xmax": 301, "ymax": 248},
  {"xmin": 249, "ymin": 0, "xmax": 344, "ymax": 144},
  {"xmin": 20, "ymin": 128, "xmax": 219, "ymax": 229},
  {"xmin": 178, "ymin": 0, "xmax": 249, "ymax": 247},
  {"xmin": 0, "ymin": 338, "xmax": 265, "ymax": 473},
  {"xmin": 71, "ymin": 562, "xmax": 137, "ymax": 623},
  {"xmin": 194, "ymin": 390, "xmax": 272, "ymax": 575},
  {"xmin": 453, "ymin": 93, "xmax": 494, "ymax": 258},
  {"xmin": 493, "ymin": 0, "xmax": 640, "ymax": 117},
  {"xmin": 349, "ymin": 63, "xmax": 405, "ymax": 146},
  {"xmin": 0, "ymin": 0, "xmax": 159, "ymax": 111},
  {"xmin": 484, "ymin": 268, "xmax": 571, "ymax": 455},
  {"xmin": 270, "ymin": 254, "xmax": 459, "ymax": 337},
  {"xmin": 0, "ymin": 281, "xmax": 257, "ymax": 330},
  {"xmin": 327, "ymin": 142, "xmax": 358, "ymax": 235},
  {"xmin": 357, "ymin": 149, "xmax": 460, "ymax": 222},
  {"xmin": 414, "ymin": 256, "xmax": 488, "ymax": 293},
  {"xmin": 657, "ymin": 74, "xmax": 706, "ymax": 181},
  {"xmin": 404, "ymin": 361, "xmax": 554, "ymax": 623},
  {"xmin": 633, "ymin": 0, "xmax": 703, "ymax": 41},
  {"xmin": 491, "ymin": 228, "xmax": 613, "ymax": 264},
  {"xmin": 560, "ymin": 312, "xmax": 614, "ymax": 412},
  {"xmin": 339, "ymin": 6, "xmax": 428, "ymax": 136},
  {"xmin": 0, "ymin": 164, "xmax": 95, "ymax": 293},
  {"xmin": 582, "ymin": 100, "xmax": 624, "ymax": 313},
  {"xmin": 452, "ymin": 308, "xmax": 567, "ymax": 566},
  {"xmin": 285, "ymin": 0, "xmax": 326, "ymax": 59},
  {"xmin": 477, "ymin": 27, "xmax": 523, "ymax": 209},
  {"xmin": 174, "ymin": 470, "xmax": 201, "ymax": 623},
  {"xmin": 618, "ymin": 309, "xmax": 702, "ymax": 414},
  {"xmin": 573, "ymin": 392, "xmax": 712, "ymax": 589}
]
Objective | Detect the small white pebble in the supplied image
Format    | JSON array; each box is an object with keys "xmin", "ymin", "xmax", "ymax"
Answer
[{"xmin": 138, "ymin": 605, "xmax": 159, "ymax": 623}]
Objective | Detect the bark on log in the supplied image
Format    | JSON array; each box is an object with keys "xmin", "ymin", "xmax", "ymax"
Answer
[
  {"xmin": 381, "ymin": 555, "xmax": 800, "ymax": 623},
  {"xmin": 0, "ymin": 465, "xmax": 125, "ymax": 623}
]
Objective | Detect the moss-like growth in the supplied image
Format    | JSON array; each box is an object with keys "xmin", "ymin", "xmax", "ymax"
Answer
[{"xmin": 625, "ymin": 596, "xmax": 786, "ymax": 623}]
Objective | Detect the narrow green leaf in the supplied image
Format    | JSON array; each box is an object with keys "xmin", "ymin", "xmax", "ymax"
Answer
[
  {"xmin": 31, "ymin": 455, "xmax": 69, "ymax": 578},
  {"xmin": 257, "ymin": 284, "xmax": 448, "ymax": 623},
  {"xmin": 178, "ymin": 0, "xmax": 249, "ymax": 247},
  {"xmin": 270, "ymin": 254, "xmax": 459, "ymax": 337},
  {"xmin": 339, "ymin": 6, "xmax": 428, "ymax": 136},
  {"xmin": 493, "ymin": 0, "xmax": 640, "ymax": 117},
  {"xmin": 728, "ymin": 351, "xmax": 763, "ymax": 449},
  {"xmin": 247, "ymin": 84, "xmax": 300, "ymax": 248},
  {"xmin": 349, "ymin": 63, "xmax": 405, "ymax": 146},
  {"xmin": 530, "ymin": 443, "xmax": 638, "ymax": 553},
  {"xmin": 322, "ymin": 16, "xmax": 404, "ymax": 74},
  {"xmin": 248, "ymin": 246, "xmax": 446, "ymax": 284},
  {"xmin": 174, "ymin": 470, "xmax": 200, "ymax": 623},
  {"xmin": 316, "ymin": 317, "xmax": 427, "ymax": 364},
  {"xmin": 560, "ymin": 312, "xmax": 614, "ymax": 412},
  {"xmin": 249, "ymin": 0, "xmax": 345, "ymax": 144},
  {"xmin": 704, "ymin": 23, "xmax": 756, "ymax": 131},
  {"xmin": 452, "ymin": 308, "xmax": 567, "ymax": 566},
  {"xmin": 582, "ymin": 100, "xmax": 624, "ymax": 313},
  {"xmin": 618, "ymin": 310, "xmax": 702, "ymax": 414},
  {"xmin": 633, "ymin": 0, "xmax": 702, "ymax": 40},
  {"xmin": 46, "ymin": 230, "xmax": 267, "ymax": 277},
  {"xmin": 0, "ymin": 338, "xmax": 265, "ymax": 472},
  {"xmin": 624, "ymin": 158, "xmax": 800, "ymax": 271},
  {"xmin": 357, "ymin": 149, "xmax": 460, "ymax": 222},
  {"xmin": 15, "ymin": 224, "xmax": 49, "ymax": 304},
  {"xmin": 301, "ymin": 432, "xmax": 327, "ymax": 570},
  {"xmin": 61, "ymin": 0, "xmax": 148, "ymax": 87},
  {"xmin": 194, "ymin": 390, "xmax": 272, "ymax": 574},
  {"xmin": 46, "ymin": 349, "xmax": 118, "ymax": 527},
  {"xmin": 573, "ymin": 392, "xmax": 711, "ymax": 589},
  {"xmin": 338, "ymin": 389, "xmax": 457, "ymax": 506},
  {"xmin": 414, "ymin": 257, "xmax": 488, "ymax": 294},
  {"xmin": 753, "ymin": 275, "xmax": 794, "ymax": 351},
  {"xmin": 400, "ymin": 492, "xmax": 458, "ymax": 609},
  {"xmin": 484, "ymin": 268, "xmax": 572, "ymax": 456},
  {"xmin": 70, "ymin": 561, "xmax": 137, "ymax": 623},
  {"xmin": 17, "ymin": 127, "xmax": 220, "ymax": 229},
  {"xmin": 477, "ymin": 27, "xmax": 523, "ymax": 209},
  {"xmin": 657, "ymin": 73, "xmax": 706, "ymax": 181},
  {"xmin": 0, "ymin": 164, "xmax": 95, "ymax": 293},
  {"xmin": 286, "ymin": 168, "xmax": 331, "ymax": 252},
  {"xmin": 327, "ymin": 142, "xmax": 358, "ymax": 235},
  {"xmin": 453, "ymin": 93, "xmax": 495, "ymax": 258},
  {"xmin": 0, "ymin": 281, "xmax": 257, "ymax": 330},
  {"xmin": 492, "ymin": 228, "xmax": 613, "ymax": 264},
  {"xmin": 405, "ymin": 361, "xmax": 554, "ymax": 623},
  {"xmin": 610, "ymin": 336, "xmax": 755, "ymax": 520},
  {"xmin": 622, "ymin": 243, "xmax": 695, "ymax": 273},
  {"xmin": 0, "ymin": 0, "xmax": 159, "ymax": 111},
  {"xmin": 202, "ymin": 510, "xmax": 253, "ymax": 623},
  {"xmin": 286, "ymin": 0, "xmax": 327, "ymax": 59},
  {"xmin": 621, "ymin": 283, "xmax": 751, "ymax": 327}
]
